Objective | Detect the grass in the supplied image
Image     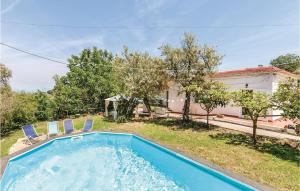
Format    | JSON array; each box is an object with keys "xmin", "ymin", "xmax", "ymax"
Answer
[
  {"xmin": 1, "ymin": 115, "xmax": 299, "ymax": 191},
  {"xmin": 0, "ymin": 115, "xmax": 116, "ymax": 157}
]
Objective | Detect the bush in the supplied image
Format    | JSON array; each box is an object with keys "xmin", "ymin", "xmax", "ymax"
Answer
[
  {"xmin": 34, "ymin": 91, "xmax": 56, "ymax": 121},
  {"xmin": 1, "ymin": 92, "xmax": 37, "ymax": 136},
  {"xmin": 116, "ymin": 115, "xmax": 127, "ymax": 123},
  {"xmin": 295, "ymin": 124, "xmax": 300, "ymax": 135},
  {"xmin": 116, "ymin": 97, "xmax": 139, "ymax": 120}
]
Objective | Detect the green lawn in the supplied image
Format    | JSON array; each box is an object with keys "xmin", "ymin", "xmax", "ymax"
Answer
[
  {"xmin": 0, "ymin": 115, "xmax": 116, "ymax": 157},
  {"xmin": 1, "ymin": 115, "xmax": 299, "ymax": 191}
]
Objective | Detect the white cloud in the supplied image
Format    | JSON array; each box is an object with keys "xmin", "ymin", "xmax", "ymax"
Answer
[{"xmin": 0, "ymin": 0, "xmax": 22, "ymax": 15}]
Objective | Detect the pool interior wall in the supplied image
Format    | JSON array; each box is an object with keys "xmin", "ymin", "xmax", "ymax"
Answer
[{"xmin": 1, "ymin": 132, "xmax": 257, "ymax": 191}]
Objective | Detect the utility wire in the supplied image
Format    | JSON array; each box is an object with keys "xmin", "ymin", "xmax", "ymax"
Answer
[
  {"xmin": 0, "ymin": 42, "xmax": 68, "ymax": 65},
  {"xmin": 2, "ymin": 20, "xmax": 299, "ymax": 29},
  {"xmin": 0, "ymin": 42, "xmax": 169, "ymax": 71},
  {"xmin": 1, "ymin": 42, "xmax": 298, "ymax": 74}
]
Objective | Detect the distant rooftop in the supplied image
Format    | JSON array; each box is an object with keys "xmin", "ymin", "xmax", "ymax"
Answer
[{"xmin": 214, "ymin": 66, "xmax": 299, "ymax": 79}]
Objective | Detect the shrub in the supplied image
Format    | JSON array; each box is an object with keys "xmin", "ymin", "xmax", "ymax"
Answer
[
  {"xmin": 116, "ymin": 97, "xmax": 139, "ymax": 120},
  {"xmin": 295, "ymin": 124, "xmax": 300, "ymax": 135},
  {"xmin": 1, "ymin": 92, "xmax": 37, "ymax": 136},
  {"xmin": 116, "ymin": 116, "xmax": 127, "ymax": 123},
  {"xmin": 34, "ymin": 91, "xmax": 56, "ymax": 121}
]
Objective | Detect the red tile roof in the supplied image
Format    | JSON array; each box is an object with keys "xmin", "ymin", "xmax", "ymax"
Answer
[{"xmin": 213, "ymin": 66, "xmax": 300, "ymax": 79}]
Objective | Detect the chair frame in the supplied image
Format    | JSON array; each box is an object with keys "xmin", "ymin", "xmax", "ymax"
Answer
[
  {"xmin": 21, "ymin": 125, "xmax": 41, "ymax": 145},
  {"xmin": 47, "ymin": 121, "xmax": 60, "ymax": 138},
  {"xmin": 63, "ymin": 119, "xmax": 75, "ymax": 134},
  {"xmin": 82, "ymin": 119, "xmax": 94, "ymax": 132}
]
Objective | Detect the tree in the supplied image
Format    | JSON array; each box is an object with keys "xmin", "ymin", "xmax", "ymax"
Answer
[
  {"xmin": 52, "ymin": 47, "xmax": 117, "ymax": 117},
  {"xmin": 270, "ymin": 54, "xmax": 300, "ymax": 74},
  {"xmin": 273, "ymin": 78, "xmax": 300, "ymax": 120},
  {"xmin": 0, "ymin": 64, "xmax": 13, "ymax": 128},
  {"xmin": 116, "ymin": 96, "xmax": 140, "ymax": 121},
  {"xmin": 34, "ymin": 91, "xmax": 56, "ymax": 121},
  {"xmin": 161, "ymin": 33, "xmax": 222, "ymax": 122},
  {"xmin": 1, "ymin": 92, "xmax": 37, "ymax": 136},
  {"xmin": 114, "ymin": 47, "xmax": 169, "ymax": 118},
  {"xmin": 52, "ymin": 75, "xmax": 85, "ymax": 118},
  {"xmin": 0, "ymin": 63, "xmax": 12, "ymax": 88},
  {"xmin": 232, "ymin": 90, "xmax": 272, "ymax": 145},
  {"xmin": 192, "ymin": 81, "xmax": 229, "ymax": 128}
]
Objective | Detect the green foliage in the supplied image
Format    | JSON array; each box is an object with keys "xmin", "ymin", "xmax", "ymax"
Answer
[
  {"xmin": 161, "ymin": 33, "xmax": 222, "ymax": 122},
  {"xmin": 0, "ymin": 64, "xmax": 14, "ymax": 136},
  {"xmin": 52, "ymin": 75, "xmax": 85, "ymax": 117},
  {"xmin": 0, "ymin": 63, "xmax": 12, "ymax": 88},
  {"xmin": 116, "ymin": 97, "xmax": 139, "ymax": 121},
  {"xmin": 116, "ymin": 115, "xmax": 128, "ymax": 123},
  {"xmin": 34, "ymin": 91, "xmax": 56, "ymax": 121},
  {"xmin": 270, "ymin": 54, "xmax": 300, "ymax": 74},
  {"xmin": 114, "ymin": 47, "xmax": 169, "ymax": 116},
  {"xmin": 295, "ymin": 124, "xmax": 300, "ymax": 134},
  {"xmin": 52, "ymin": 47, "xmax": 117, "ymax": 117},
  {"xmin": 1, "ymin": 92, "xmax": 37, "ymax": 136},
  {"xmin": 272, "ymin": 78, "xmax": 300, "ymax": 120},
  {"xmin": 192, "ymin": 81, "xmax": 229, "ymax": 127},
  {"xmin": 232, "ymin": 90, "xmax": 272, "ymax": 144},
  {"xmin": 232, "ymin": 91, "xmax": 272, "ymax": 120},
  {"xmin": 0, "ymin": 64, "xmax": 13, "ymax": 120}
]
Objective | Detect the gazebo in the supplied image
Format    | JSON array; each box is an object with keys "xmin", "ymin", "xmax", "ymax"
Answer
[{"xmin": 104, "ymin": 95, "xmax": 123, "ymax": 120}]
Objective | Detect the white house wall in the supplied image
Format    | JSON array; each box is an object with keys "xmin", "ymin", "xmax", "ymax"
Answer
[
  {"xmin": 270, "ymin": 73, "xmax": 288, "ymax": 120},
  {"xmin": 168, "ymin": 73, "xmax": 282, "ymax": 120}
]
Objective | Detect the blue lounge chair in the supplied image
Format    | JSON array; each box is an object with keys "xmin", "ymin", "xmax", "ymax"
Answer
[
  {"xmin": 47, "ymin": 121, "xmax": 59, "ymax": 137},
  {"xmin": 82, "ymin": 119, "xmax": 94, "ymax": 132},
  {"xmin": 63, "ymin": 119, "xmax": 74, "ymax": 134},
  {"xmin": 21, "ymin": 124, "xmax": 42, "ymax": 145}
]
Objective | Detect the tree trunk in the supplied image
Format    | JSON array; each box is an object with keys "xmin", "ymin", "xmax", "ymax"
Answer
[
  {"xmin": 182, "ymin": 91, "xmax": 191, "ymax": 123},
  {"xmin": 252, "ymin": 119, "xmax": 258, "ymax": 145},
  {"xmin": 206, "ymin": 110, "xmax": 210, "ymax": 128},
  {"xmin": 143, "ymin": 97, "xmax": 152, "ymax": 117}
]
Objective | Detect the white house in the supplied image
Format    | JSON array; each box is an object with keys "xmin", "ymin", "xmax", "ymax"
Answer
[{"xmin": 167, "ymin": 66, "xmax": 299, "ymax": 121}]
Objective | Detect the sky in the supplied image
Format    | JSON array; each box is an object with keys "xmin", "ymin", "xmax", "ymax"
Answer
[{"xmin": 0, "ymin": 0, "xmax": 299, "ymax": 91}]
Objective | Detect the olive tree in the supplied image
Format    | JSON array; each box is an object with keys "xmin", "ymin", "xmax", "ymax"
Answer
[
  {"xmin": 270, "ymin": 54, "xmax": 300, "ymax": 74},
  {"xmin": 0, "ymin": 64, "xmax": 13, "ymax": 125},
  {"xmin": 161, "ymin": 33, "xmax": 222, "ymax": 122},
  {"xmin": 192, "ymin": 81, "xmax": 229, "ymax": 128},
  {"xmin": 232, "ymin": 90, "xmax": 272, "ymax": 145},
  {"xmin": 273, "ymin": 78, "xmax": 300, "ymax": 120},
  {"xmin": 114, "ymin": 47, "xmax": 168, "ymax": 118}
]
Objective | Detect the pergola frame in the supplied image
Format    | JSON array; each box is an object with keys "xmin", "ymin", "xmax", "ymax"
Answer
[{"xmin": 104, "ymin": 95, "xmax": 122, "ymax": 120}]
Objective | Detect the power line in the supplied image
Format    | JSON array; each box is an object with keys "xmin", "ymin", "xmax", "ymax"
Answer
[
  {"xmin": 0, "ymin": 42, "xmax": 168, "ymax": 71},
  {"xmin": 1, "ymin": 42, "xmax": 297, "ymax": 74},
  {"xmin": 0, "ymin": 42, "xmax": 210, "ymax": 72},
  {"xmin": 2, "ymin": 20, "xmax": 299, "ymax": 29},
  {"xmin": 0, "ymin": 42, "xmax": 68, "ymax": 65}
]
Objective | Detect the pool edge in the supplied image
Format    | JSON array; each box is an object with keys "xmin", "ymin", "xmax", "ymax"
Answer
[{"xmin": 0, "ymin": 131, "xmax": 275, "ymax": 191}]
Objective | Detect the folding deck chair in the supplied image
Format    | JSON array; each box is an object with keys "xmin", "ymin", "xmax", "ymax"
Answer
[
  {"xmin": 47, "ymin": 121, "xmax": 59, "ymax": 137},
  {"xmin": 82, "ymin": 119, "xmax": 94, "ymax": 132},
  {"xmin": 21, "ymin": 124, "xmax": 43, "ymax": 145},
  {"xmin": 63, "ymin": 119, "xmax": 74, "ymax": 134}
]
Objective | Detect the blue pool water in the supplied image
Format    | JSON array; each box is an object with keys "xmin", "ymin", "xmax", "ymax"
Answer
[{"xmin": 1, "ymin": 133, "xmax": 256, "ymax": 191}]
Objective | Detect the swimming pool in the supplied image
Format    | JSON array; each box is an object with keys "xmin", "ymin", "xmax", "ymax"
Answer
[{"xmin": 1, "ymin": 132, "xmax": 257, "ymax": 191}]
